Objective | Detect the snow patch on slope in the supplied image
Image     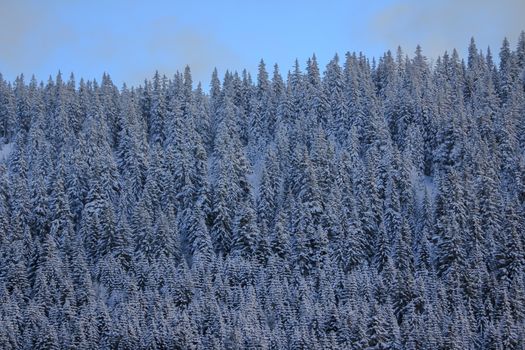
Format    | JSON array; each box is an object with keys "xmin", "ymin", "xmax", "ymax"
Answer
[
  {"xmin": 409, "ymin": 166, "xmax": 436, "ymax": 206},
  {"xmin": 247, "ymin": 156, "xmax": 264, "ymax": 201},
  {"xmin": 0, "ymin": 143, "xmax": 13, "ymax": 163}
]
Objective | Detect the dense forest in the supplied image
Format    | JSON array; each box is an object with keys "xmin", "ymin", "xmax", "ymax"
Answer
[{"xmin": 1, "ymin": 33, "xmax": 525, "ymax": 349}]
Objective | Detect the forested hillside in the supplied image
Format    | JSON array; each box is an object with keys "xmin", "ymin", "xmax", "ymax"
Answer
[{"xmin": 1, "ymin": 34, "xmax": 525, "ymax": 349}]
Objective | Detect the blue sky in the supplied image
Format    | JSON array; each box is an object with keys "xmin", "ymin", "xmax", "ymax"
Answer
[{"xmin": 0, "ymin": 0, "xmax": 523, "ymax": 88}]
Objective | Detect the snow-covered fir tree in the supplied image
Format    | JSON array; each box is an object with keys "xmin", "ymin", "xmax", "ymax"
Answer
[{"xmin": 0, "ymin": 33, "xmax": 525, "ymax": 349}]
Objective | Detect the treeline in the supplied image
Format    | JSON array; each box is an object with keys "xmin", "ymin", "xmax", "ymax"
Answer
[{"xmin": 0, "ymin": 33, "xmax": 525, "ymax": 349}]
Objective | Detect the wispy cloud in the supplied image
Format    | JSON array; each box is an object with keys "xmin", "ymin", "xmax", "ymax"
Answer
[
  {"xmin": 370, "ymin": 0, "xmax": 525, "ymax": 57},
  {"xmin": 142, "ymin": 16, "xmax": 240, "ymax": 84},
  {"xmin": 0, "ymin": 0, "xmax": 75, "ymax": 72},
  {"xmin": 0, "ymin": 1, "xmax": 240, "ymax": 85},
  {"xmin": 6, "ymin": 0, "xmax": 521, "ymax": 86}
]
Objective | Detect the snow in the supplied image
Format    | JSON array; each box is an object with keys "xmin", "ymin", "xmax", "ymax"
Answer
[
  {"xmin": 0, "ymin": 143, "xmax": 13, "ymax": 163},
  {"xmin": 408, "ymin": 165, "xmax": 436, "ymax": 207},
  {"xmin": 422, "ymin": 175, "xmax": 437, "ymax": 199},
  {"xmin": 207, "ymin": 154, "xmax": 216, "ymax": 185},
  {"xmin": 247, "ymin": 155, "xmax": 264, "ymax": 200}
]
